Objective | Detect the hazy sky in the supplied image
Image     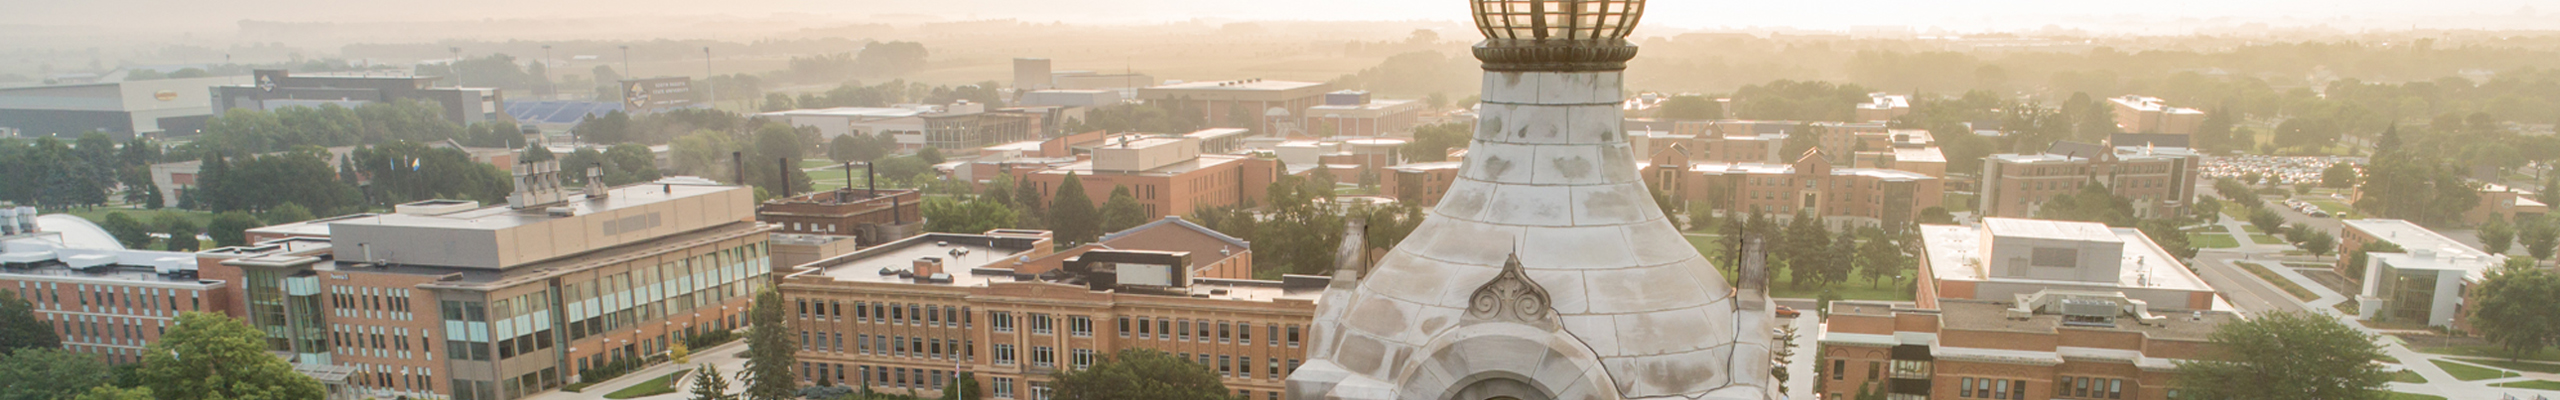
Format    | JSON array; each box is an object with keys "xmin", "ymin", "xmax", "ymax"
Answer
[{"xmin": 7, "ymin": 0, "xmax": 2549, "ymax": 31}]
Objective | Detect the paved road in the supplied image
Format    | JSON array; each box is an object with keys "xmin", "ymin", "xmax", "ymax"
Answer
[{"xmin": 2189, "ymin": 250, "xmax": 2304, "ymax": 314}]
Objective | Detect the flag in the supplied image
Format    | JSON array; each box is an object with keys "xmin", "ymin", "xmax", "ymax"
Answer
[{"xmin": 411, "ymin": 158, "xmax": 422, "ymax": 171}]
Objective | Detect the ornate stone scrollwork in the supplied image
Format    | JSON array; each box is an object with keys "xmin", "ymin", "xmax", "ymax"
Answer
[{"xmin": 1468, "ymin": 253, "xmax": 1557, "ymax": 327}]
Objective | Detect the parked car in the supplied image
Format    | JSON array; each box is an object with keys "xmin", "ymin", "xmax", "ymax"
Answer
[{"xmin": 1775, "ymin": 305, "xmax": 1802, "ymax": 318}]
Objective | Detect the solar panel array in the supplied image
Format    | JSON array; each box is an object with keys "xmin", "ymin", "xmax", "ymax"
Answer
[{"xmin": 505, "ymin": 101, "xmax": 623, "ymax": 125}]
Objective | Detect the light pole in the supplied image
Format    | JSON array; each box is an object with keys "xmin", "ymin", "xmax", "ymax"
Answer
[
  {"xmin": 702, "ymin": 46, "xmax": 716, "ymax": 111},
  {"xmin": 448, "ymin": 47, "xmax": 463, "ymax": 88},
  {"xmin": 541, "ymin": 45, "xmax": 553, "ymax": 98}
]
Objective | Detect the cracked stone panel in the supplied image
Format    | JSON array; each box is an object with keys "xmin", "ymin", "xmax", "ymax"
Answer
[
  {"xmin": 1484, "ymin": 72, "xmax": 1535, "ymax": 103},
  {"xmin": 1529, "ymin": 143, "xmax": 1609, "ymax": 185},
  {"xmin": 1405, "ymin": 218, "xmax": 1523, "ymax": 267},
  {"xmin": 1580, "ymin": 265, "xmax": 1715, "ymax": 315},
  {"xmin": 1569, "ymin": 183, "xmax": 1657, "ymax": 226},
  {"xmin": 1560, "ymin": 314, "xmax": 1623, "ymax": 357},
  {"xmin": 1613, "ymin": 308, "xmax": 1722, "ymax": 356},
  {"xmin": 1431, "ymin": 180, "xmax": 1496, "ymax": 221},
  {"xmin": 1625, "ymin": 222, "xmax": 1706, "ymax": 267},
  {"xmin": 1462, "ymin": 142, "xmax": 1536, "ymax": 184},
  {"xmin": 1564, "ymin": 104, "xmax": 1629, "ymax": 144},
  {"xmin": 1482, "ymin": 184, "xmax": 1576, "ymax": 227},
  {"xmin": 1518, "ymin": 226, "xmax": 1638, "ymax": 269}
]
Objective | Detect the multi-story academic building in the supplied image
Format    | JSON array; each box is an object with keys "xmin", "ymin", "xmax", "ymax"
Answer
[
  {"xmin": 1978, "ymin": 142, "xmax": 2199, "ymax": 220},
  {"xmin": 197, "ymin": 160, "xmax": 776, "ymax": 400},
  {"xmin": 0, "ymin": 210, "xmax": 232, "ymax": 365},
  {"xmin": 1021, "ymin": 136, "xmax": 1279, "ymax": 220},
  {"xmin": 1643, "ymin": 148, "xmax": 1944, "ymax": 233},
  {"xmin": 779, "ymin": 219, "xmax": 1321, "ymax": 400}
]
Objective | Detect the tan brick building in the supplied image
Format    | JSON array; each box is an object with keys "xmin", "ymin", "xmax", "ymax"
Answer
[
  {"xmin": 1022, "ymin": 136, "xmax": 1279, "ymax": 220},
  {"xmin": 1643, "ymin": 148, "xmax": 1944, "ymax": 233},
  {"xmin": 1978, "ymin": 143, "xmax": 2200, "ymax": 220},
  {"xmin": 1816, "ymin": 297, "xmax": 2234, "ymax": 400},
  {"xmin": 779, "ymin": 222, "xmax": 1321, "ymax": 400},
  {"xmin": 197, "ymin": 165, "xmax": 777, "ymax": 400},
  {"xmin": 757, "ymin": 187, "xmax": 924, "ymax": 247}
]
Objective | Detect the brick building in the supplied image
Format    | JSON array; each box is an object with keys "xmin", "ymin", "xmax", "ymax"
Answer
[
  {"xmin": 1978, "ymin": 143, "xmax": 2199, "ymax": 220},
  {"xmin": 0, "ymin": 212, "xmax": 233, "ymax": 365},
  {"xmin": 1302, "ymin": 91, "xmax": 1424, "ymax": 137},
  {"xmin": 777, "ymin": 223, "xmax": 1321, "ymax": 400},
  {"xmin": 196, "ymin": 162, "xmax": 775, "ymax": 400},
  {"xmin": 1643, "ymin": 148, "xmax": 1944, "ymax": 233},
  {"xmin": 2108, "ymin": 95, "xmax": 2206, "ymax": 136},
  {"xmin": 1022, "ymin": 136, "xmax": 1278, "ymax": 220},
  {"xmin": 1815, "ymin": 217, "xmax": 2235, "ymax": 400},
  {"xmin": 1138, "ymin": 80, "xmax": 1330, "ymax": 136},
  {"xmin": 757, "ymin": 187, "xmax": 925, "ymax": 248}
]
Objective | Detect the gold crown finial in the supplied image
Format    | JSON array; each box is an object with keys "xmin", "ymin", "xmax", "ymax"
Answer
[{"xmin": 1470, "ymin": 0, "xmax": 1647, "ymax": 41}]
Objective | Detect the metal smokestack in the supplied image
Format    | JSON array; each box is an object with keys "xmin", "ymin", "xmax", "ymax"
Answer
[
  {"xmin": 840, "ymin": 162, "xmax": 854, "ymax": 202},
  {"xmin": 892, "ymin": 197, "xmax": 902, "ymax": 224},
  {"xmin": 866, "ymin": 162, "xmax": 877, "ymax": 199},
  {"xmin": 731, "ymin": 151, "xmax": 745, "ymax": 187},
  {"xmin": 778, "ymin": 157, "xmax": 793, "ymax": 198}
]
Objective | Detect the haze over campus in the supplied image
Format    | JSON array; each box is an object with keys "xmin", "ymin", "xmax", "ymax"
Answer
[{"xmin": 10, "ymin": 1, "xmax": 2560, "ymax": 400}]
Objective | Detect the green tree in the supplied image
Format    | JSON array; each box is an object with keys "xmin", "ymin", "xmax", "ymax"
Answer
[
  {"xmin": 1048, "ymin": 173, "xmax": 1101, "ymax": 245},
  {"xmin": 918, "ymin": 147, "xmax": 945, "ymax": 165},
  {"xmin": 1050, "ymin": 348, "xmax": 1231, "ymax": 400},
  {"xmin": 2140, "ymin": 219, "xmax": 2199, "ymax": 260},
  {"xmin": 1100, "ymin": 186, "xmax": 1148, "ymax": 234},
  {"xmin": 1856, "ymin": 232, "xmax": 1907, "ymax": 288},
  {"xmin": 1782, "ymin": 211, "xmax": 1830, "ymax": 289},
  {"xmin": 2175, "ymin": 311, "xmax": 2389, "ymax": 400},
  {"xmin": 101, "ymin": 212, "xmax": 153, "ymax": 249},
  {"xmin": 2303, "ymin": 229, "xmax": 2336, "ymax": 256},
  {"xmin": 0, "ymin": 290, "xmax": 61, "ymax": 354},
  {"xmin": 262, "ymin": 202, "xmax": 315, "ymax": 225},
  {"xmin": 206, "ymin": 212, "xmax": 263, "ymax": 248},
  {"xmin": 1819, "ymin": 230, "xmax": 1859, "ymax": 287},
  {"xmin": 2482, "ymin": 217, "xmax": 2517, "ymax": 254},
  {"xmin": 0, "ymin": 348, "xmax": 114, "ymax": 400},
  {"xmin": 70, "ymin": 385, "xmax": 153, "ymax": 400},
  {"xmin": 923, "ymin": 197, "xmax": 1020, "ymax": 234},
  {"xmin": 739, "ymin": 286, "xmax": 796, "ymax": 400},
  {"xmin": 2032, "ymin": 182, "xmax": 2136, "ymax": 226},
  {"xmin": 159, "ymin": 215, "xmax": 201, "ymax": 252},
  {"xmin": 691, "ymin": 364, "xmax": 736, "ymax": 400},
  {"xmin": 2523, "ymin": 217, "xmax": 2560, "ymax": 261},
  {"xmin": 138, "ymin": 312, "xmax": 326, "ymax": 400},
  {"xmin": 1012, "ymin": 176, "xmax": 1047, "ymax": 230},
  {"xmin": 2248, "ymin": 208, "xmax": 2286, "ymax": 238},
  {"xmin": 944, "ymin": 371, "xmax": 983, "ymax": 400},
  {"xmin": 2471, "ymin": 264, "xmax": 2560, "ymax": 360},
  {"xmin": 1658, "ymin": 95, "xmax": 1725, "ymax": 120},
  {"xmin": 2321, "ymin": 162, "xmax": 2361, "ymax": 189}
]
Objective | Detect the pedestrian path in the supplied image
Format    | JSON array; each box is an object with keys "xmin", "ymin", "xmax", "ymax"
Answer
[{"xmin": 527, "ymin": 340, "xmax": 753, "ymax": 400}]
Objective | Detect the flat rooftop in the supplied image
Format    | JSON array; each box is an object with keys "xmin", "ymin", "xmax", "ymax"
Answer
[
  {"xmin": 790, "ymin": 233, "xmax": 1320, "ymax": 303},
  {"xmin": 1921, "ymin": 224, "xmax": 2210, "ymax": 292},
  {"xmin": 2347, "ymin": 219, "xmax": 2502, "ymax": 279},
  {"xmin": 757, "ymin": 107, "xmax": 925, "ymax": 119},
  {"xmin": 327, "ymin": 182, "xmax": 732, "ymax": 232},
  {"xmin": 1934, "ymin": 299, "xmax": 2232, "ymax": 341},
  {"xmin": 1679, "ymin": 162, "xmax": 1935, "ymax": 181},
  {"xmin": 1983, "ymin": 218, "xmax": 2120, "ymax": 242},
  {"xmin": 1149, "ymin": 79, "xmax": 1325, "ymax": 91},
  {"xmin": 1037, "ymin": 154, "xmax": 1249, "ymax": 177}
]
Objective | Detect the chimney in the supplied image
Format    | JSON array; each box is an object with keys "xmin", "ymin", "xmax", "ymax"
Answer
[
  {"xmin": 892, "ymin": 196, "xmax": 902, "ymax": 224},
  {"xmin": 913, "ymin": 257, "xmax": 944, "ymax": 278},
  {"xmin": 840, "ymin": 162, "xmax": 855, "ymax": 202},
  {"xmin": 586, "ymin": 164, "xmax": 609, "ymax": 199},
  {"xmin": 866, "ymin": 162, "xmax": 878, "ymax": 199},
  {"xmin": 778, "ymin": 157, "xmax": 793, "ymax": 199},
  {"xmin": 731, "ymin": 151, "xmax": 745, "ymax": 187}
]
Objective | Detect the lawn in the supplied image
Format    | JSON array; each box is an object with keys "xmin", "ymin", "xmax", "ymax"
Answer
[
  {"xmin": 2386, "ymin": 393, "xmax": 2447, "ymax": 400},
  {"xmin": 1941, "ymin": 193, "xmax": 1974, "ymax": 213},
  {"xmin": 2451, "ymin": 357, "xmax": 2560, "ymax": 374},
  {"xmin": 2414, "ymin": 344, "xmax": 2560, "ymax": 362},
  {"xmin": 2249, "ymin": 233, "xmax": 2285, "ymax": 245},
  {"xmin": 2333, "ymin": 299, "xmax": 2360, "ymax": 315},
  {"xmin": 2235, "ymin": 261, "xmax": 2319, "ymax": 301},
  {"xmin": 2240, "ymin": 224, "xmax": 2263, "ymax": 233},
  {"xmin": 2304, "ymin": 198, "xmax": 2357, "ymax": 218},
  {"xmin": 2392, "ymin": 370, "xmax": 2428, "ymax": 384},
  {"xmin": 602, "ymin": 368, "xmax": 693, "ymax": 399},
  {"xmin": 2189, "ymin": 233, "xmax": 2241, "ymax": 248},
  {"xmin": 2495, "ymin": 380, "xmax": 2560, "ymax": 391},
  {"xmin": 2430, "ymin": 359, "xmax": 2522, "ymax": 381},
  {"xmin": 1691, "ymin": 234, "xmax": 1914, "ymax": 302}
]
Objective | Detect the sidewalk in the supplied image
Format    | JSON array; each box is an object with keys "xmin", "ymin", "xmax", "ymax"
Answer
[{"xmin": 529, "ymin": 339, "xmax": 754, "ymax": 400}]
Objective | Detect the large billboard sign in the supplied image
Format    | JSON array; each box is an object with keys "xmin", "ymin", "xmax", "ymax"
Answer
[{"xmin": 620, "ymin": 77, "xmax": 697, "ymax": 114}]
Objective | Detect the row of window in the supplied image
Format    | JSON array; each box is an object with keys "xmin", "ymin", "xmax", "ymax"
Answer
[
  {"xmin": 1116, "ymin": 316, "xmax": 1300, "ymax": 347},
  {"xmin": 1957, "ymin": 377, "xmax": 2027, "ymax": 399},
  {"xmin": 329, "ymin": 286, "xmax": 414, "ymax": 319},
  {"xmin": 2056, "ymin": 375, "xmax": 2128, "ymax": 399},
  {"xmin": 810, "ymin": 331, "xmax": 977, "ymax": 362},
  {"xmin": 804, "ymin": 300, "xmax": 972, "ymax": 329},
  {"xmin": 6, "ymin": 283, "xmax": 202, "ymax": 315}
]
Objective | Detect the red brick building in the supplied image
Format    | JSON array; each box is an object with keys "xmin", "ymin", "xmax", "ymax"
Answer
[{"xmin": 757, "ymin": 188, "xmax": 924, "ymax": 247}]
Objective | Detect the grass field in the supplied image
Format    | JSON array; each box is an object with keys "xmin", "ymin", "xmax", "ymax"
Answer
[
  {"xmin": 2250, "ymin": 233, "xmax": 2284, "ymax": 245},
  {"xmin": 1941, "ymin": 193, "xmax": 1974, "ymax": 213},
  {"xmin": 2305, "ymin": 198, "xmax": 2357, "ymax": 218},
  {"xmin": 2431, "ymin": 359, "xmax": 2522, "ymax": 381},
  {"xmin": 2236, "ymin": 261, "xmax": 2319, "ymax": 301},
  {"xmin": 2495, "ymin": 380, "xmax": 2560, "ymax": 391},
  {"xmin": 2417, "ymin": 345, "xmax": 2560, "ymax": 362},
  {"xmin": 2189, "ymin": 233, "xmax": 2241, "ymax": 248},
  {"xmin": 2387, "ymin": 392, "xmax": 2447, "ymax": 400},
  {"xmin": 1689, "ymin": 234, "xmax": 1914, "ymax": 301},
  {"xmin": 603, "ymin": 368, "xmax": 692, "ymax": 399},
  {"xmin": 2392, "ymin": 370, "xmax": 2428, "ymax": 383},
  {"xmin": 2241, "ymin": 224, "xmax": 2263, "ymax": 233},
  {"xmin": 2452, "ymin": 357, "xmax": 2560, "ymax": 373}
]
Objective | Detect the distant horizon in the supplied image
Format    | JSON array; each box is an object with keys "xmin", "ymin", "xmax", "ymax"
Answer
[{"xmin": 7, "ymin": 0, "xmax": 2553, "ymax": 35}]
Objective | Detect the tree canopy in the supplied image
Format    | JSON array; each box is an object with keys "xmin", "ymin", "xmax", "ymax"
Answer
[
  {"xmin": 138, "ymin": 312, "xmax": 327, "ymax": 400},
  {"xmin": 0, "ymin": 348, "xmax": 115, "ymax": 400},
  {"xmin": 2175, "ymin": 311, "xmax": 2389, "ymax": 400},
  {"xmin": 0, "ymin": 290, "xmax": 61, "ymax": 355},
  {"xmin": 1049, "ymin": 348, "xmax": 1233, "ymax": 400}
]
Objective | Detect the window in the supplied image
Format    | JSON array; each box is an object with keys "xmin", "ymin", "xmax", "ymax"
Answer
[
  {"xmin": 1072, "ymin": 348, "xmax": 1095, "ymax": 370},
  {"xmin": 1219, "ymin": 355, "xmax": 1232, "ymax": 376},
  {"xmin": 1889, "ymin": 359, "xmax": 1930, "ymax": 379},
  {"xmin": 857, "ymin": 334, "xmax": 871, "ymax": 354},
  {"xmin": 1867, "ymin": 361, "xmax": 1879, "ymax": 380},
  {"xmin": 1268, "ymin": 325, "xmax": 1279, "ymax": 346},
  {"xmin": 1031, "ymin": 346, "xmax": 1055, "ymax": 368},
  {"xmin": 1240, "ymin": 356, "xmax": 1252, "ymax": 377},
  {"xmin": 1287, "ymin": 326, "xmax": 1300, "ymax": 347},
  {"xmin": 1238, "ymin": 323, "xmax": 1251, "ymax": 342},
  {"xmin": 1178, "ymin": 320, "xmax": 1191, "ymax": 341},
  {"xmin": 1030, "ymin": 314, "xmax": 1053, "ymax": 335},
  {"xmin": 1959, "ymin": 378, "xmax": 1973, "ymax": 398},
  {"xmin": 1118, "ymin": 317, "xmax": 1131, "ymax": 337},
  {"xmin": 994, "ymin": 377, "xmax": 1015, "ymax": 399},
  {"xmin": 1197, "ymin": 321, "xmax": 1210, "ymax": 341},
  {"xmin": 1157, "ymin": 320, "xmax": 1170, "ymax": 340},
  {"xmin": 993, "ymin": 344, "xmax": 1016, "ymax": 365},
  {"xmin": 1830, "ymin": 360, "xmax": 1844, "ymax": 379},
  {"xmin": 1069, "ymin": 316, "xmax": 1092, "ymax": 337},
  {"xmin": 1218, "ymin": 322, "xmax": 1231, "ymax": 343},
  {"xmin": 991, "ymin": 312, "xmax": 1015, "ymax": 332},
  {"xmin": 855, "ymin": 302, "xmax": 869, "ymax": 321}
]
